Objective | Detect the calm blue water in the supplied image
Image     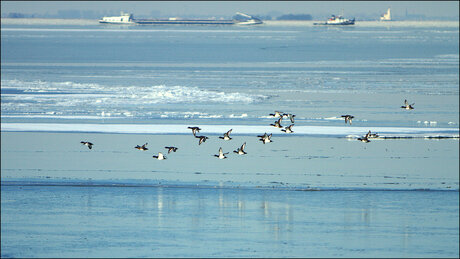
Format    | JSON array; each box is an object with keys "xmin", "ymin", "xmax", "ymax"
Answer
[{"xmin": 2, "ymin": 185, "xmax": 459, "ymax": 258}]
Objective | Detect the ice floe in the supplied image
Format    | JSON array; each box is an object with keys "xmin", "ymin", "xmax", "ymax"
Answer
[{"xmin": 2, "ymin": 123, "xmax": 458, "ymax": 138}]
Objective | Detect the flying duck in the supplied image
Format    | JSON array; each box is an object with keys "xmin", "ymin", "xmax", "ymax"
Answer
[
  {"xmin": 401, "ymin": 99, "xmax": 415, "ymax": 110},
  {"xmin": 195, "ymin": 135, "xmax": 209, "ymax": 145},
  {"xmin": 135, "ymin": 143, "xmax": 148, "ymax": 151},
  {"xmin": 219, "ymin": 129, "xmax": 233, "ymax": 141},
  {"xmin": 257, "ymin": 132, "xmax": 268, "ymax": 139},
  {"xmin": 283, "ymin": 113, "xmax": 296, "ymax": 123},
  {"xmin": 214, "ymin": 147, "xmax": 229, "ymax": 159},
  {"xmin": 357, "ymin": 130, "xmax": 371, "ymax": 143},
  {"xmin": 152, "ymin": 152, "xmax": 166, "ymax": 160},
  {"xmin": 165, "ymin": 146, "xmax": 178, "ymax": 153},
  {"xmin": 341, "ymin": 115, "xmax": 354, "ymax": 125},
  {"xmin": 80, "ymin": 141, "xmax": 93, "ymax": 149},
  {"xmin": 269, "ymin": 111, "xmax": 283, "ymax": 118},
  {"xmin": 270, "ymin": 117, "xmax": 283, "ymax": 128},
  {"xmin": 259, "ymin": 133, "xmax": 273, "ymax": 144},
  {"xmin": 281, "ymin": 124, "xmax": 294, "ymax": 133},
  {"xmin": 233, "ymin": 142, "xmax": 247, "ymax": 155},
  {"xmin": 369, "ymin": 132, "xmax": 379, "ymax": 139},
  {"xmin": 187, "ymin": 126, "xmax": 202, "ymax": 136}
]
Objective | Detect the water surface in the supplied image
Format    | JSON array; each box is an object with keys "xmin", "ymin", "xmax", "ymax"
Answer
[{"xmin": 2, "ymin": 185, "xmax": 458, "ymax": 258}]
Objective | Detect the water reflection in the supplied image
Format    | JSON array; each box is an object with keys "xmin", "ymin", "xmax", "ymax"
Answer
[
  {"xmin": 157, "ymin": 187, "xmax": 163, "ymax": 226},
  {"xmin": 215, "ymin": 189, "xmax": 296, "ymax": 240},
  {"xmin": 4, "ymin": 186, "xmax": 458, "ymax": 257},
  {"xmin": 85, "ymin": 187, "xmax": 93, "ymax": 211},
  {"xmin": 77, "ymin": 186, "xmax": 456, "ymax": 254},
  {"xmin": 361, "ymin": 207, "xmax": 370, "ymax": 225}
]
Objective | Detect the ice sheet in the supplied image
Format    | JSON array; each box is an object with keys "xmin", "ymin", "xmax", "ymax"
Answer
[{"xmin": 2, "ymin": 122, "xmax": 458, "ymax": 138}]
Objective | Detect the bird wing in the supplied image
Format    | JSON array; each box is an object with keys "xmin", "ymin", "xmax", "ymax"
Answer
[
  {"xmin": 365, "ymin": 131, "xmax": 371, "ymax": 138},
  {"xmin": 241, "ymin": 142, "xmax": 246, "ymax": 150},
  {"xmin": 258, "ymin": 133, "xmax": 267, "ymax": 138}
]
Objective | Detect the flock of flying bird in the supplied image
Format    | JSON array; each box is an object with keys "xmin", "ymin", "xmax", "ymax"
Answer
[{"xmin": 80, "ymin": 99, "xmax": 415, "ymax": 159}]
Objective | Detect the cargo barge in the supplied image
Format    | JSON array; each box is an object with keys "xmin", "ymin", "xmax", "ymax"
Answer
[{"xmin": 99, "ymin": 12, "xmax": 263, "ymax": 25}]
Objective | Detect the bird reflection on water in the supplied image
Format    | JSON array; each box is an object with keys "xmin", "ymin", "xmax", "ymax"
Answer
[{"xmin": 4, "ymin": 184, "xmax": 458, "ymax": 257}]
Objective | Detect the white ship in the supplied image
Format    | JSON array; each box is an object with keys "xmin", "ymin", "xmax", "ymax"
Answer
[
  {"xmin": 314, "ymin": 14, "xmax": 355, "ymax": 25},
  {"xmin": 99, "ymin": 12, "xmax": 262, "ymax": 25},
  {"xmin": 380, "ymin": 8, "xmax": 391, "ymax": 21},
  {"xmin": 98, "ymin": 12, "xmax": 135, "ymax": 24}
]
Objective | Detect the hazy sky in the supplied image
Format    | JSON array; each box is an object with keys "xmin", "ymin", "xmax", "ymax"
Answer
[{"xmin": 2, "ymin": 1, "xmax": 459, "ymax": 18}]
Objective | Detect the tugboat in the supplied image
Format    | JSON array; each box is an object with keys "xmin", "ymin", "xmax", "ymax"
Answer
[{"xmin": 314, "ymin": 14, "xmax": 355, "ymax": 25}]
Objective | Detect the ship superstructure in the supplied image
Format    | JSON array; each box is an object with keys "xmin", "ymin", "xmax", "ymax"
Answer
[{"xmin": 98, "ymin": 12, "xmax": 135, "ymax": 24}]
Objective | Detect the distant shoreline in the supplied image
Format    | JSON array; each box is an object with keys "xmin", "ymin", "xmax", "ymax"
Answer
[{"xmin": 2, "ymin": 18, "xmax": 459, "ymax": 27}]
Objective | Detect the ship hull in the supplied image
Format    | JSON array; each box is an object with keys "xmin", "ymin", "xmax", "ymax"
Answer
[
  {"xmin": 99, "ymin": 20, "xmax": 135, "ymax": 24},
  {"xmin": 313, "ymin": 22, "xmax": 355, "ymax": 25},
  {"xmin": 134, "ymin": 19, "xmax": 236, "ymax": 25},
  {"xmin": 314, "ymin": 20, "xmax": 355, "ymax": 25}
]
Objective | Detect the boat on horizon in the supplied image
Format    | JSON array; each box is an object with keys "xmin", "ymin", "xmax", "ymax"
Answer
[
  {"xmin": 314, "ymin": 14, "xmax": 355, "ymax": 25},
  {"xmin": 99, "ymin": 12, "xmax": 263, "ymax": 25}
]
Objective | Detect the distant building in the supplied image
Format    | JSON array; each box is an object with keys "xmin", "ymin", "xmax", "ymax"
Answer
[{"xmin": 380, "ymin": 8, "xmax": 391, "ymax": 21}]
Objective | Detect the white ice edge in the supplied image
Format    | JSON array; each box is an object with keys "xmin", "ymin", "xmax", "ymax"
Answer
[{"xmin": 1, "ymin": 123, "xmax": 459, "ymax": 137}]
